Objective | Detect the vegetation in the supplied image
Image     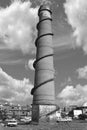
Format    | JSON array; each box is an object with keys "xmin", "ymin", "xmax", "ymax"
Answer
[
  {"xmin": 0, "ymin": 110, "xmax": 7, "ymax": 121},
  {"xmin": 68, "ymin": 110, "xmax": 74, "ymax": 118},
  {"xmin": 78, "ymin": 114, "xmax": 87, "ymax": 120}
]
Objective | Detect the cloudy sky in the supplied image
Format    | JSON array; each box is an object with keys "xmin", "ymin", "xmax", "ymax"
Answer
[{"xmin": 0, "ymin": 0, "xmax": 87, "ymax": 106}]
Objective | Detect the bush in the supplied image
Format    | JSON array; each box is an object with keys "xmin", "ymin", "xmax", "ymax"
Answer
[{"xmin": 79, "ymin": 114, "xmax": 87, "ymax": 120}]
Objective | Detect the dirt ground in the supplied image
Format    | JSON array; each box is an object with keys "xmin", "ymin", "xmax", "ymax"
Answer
[{"xmin": 1, "ymin": 121, "xmax": 87, "ymax": 130}]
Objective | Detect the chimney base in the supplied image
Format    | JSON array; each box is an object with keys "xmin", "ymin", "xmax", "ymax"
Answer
[{"xmin": 32, "ymin": 104, "xmax": 56, "ymax": 123}]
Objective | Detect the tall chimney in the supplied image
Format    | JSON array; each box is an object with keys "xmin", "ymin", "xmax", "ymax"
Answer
[{"xmin": 31, "ymin": 4, "xmax": 56, "ymax": 123}]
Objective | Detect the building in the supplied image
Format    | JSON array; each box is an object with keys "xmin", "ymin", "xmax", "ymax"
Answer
[
  {"xmin": 0, "ymin": 103, "xmax": 31, "ymax": 120},
  {"xmin": 69, "ymin": 106, "xmax": 87, "ymax": 119}
]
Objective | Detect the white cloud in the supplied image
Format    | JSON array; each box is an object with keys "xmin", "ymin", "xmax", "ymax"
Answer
[
  {"xmin": 25, "ymin": 59, "xmax": 35, "ymax": 71},
  {"xmin": 57, "ymin": 84, "xmax": 87, "ymax": 106},
  {"xmin": 28, "ymin": 59, "xmax": 35, "ymax": 70},
  {"xmin": 64, "ymin": 0, "xmax": 87, "ymax": 54},
  {"xmin": 0, "ymin": 0, "xmax": 38, "ymax": 54},
  {"xmin": 77, "ymin": 66, "xmax": 87, "ymax": 79},
  {"xmin": 0, "ymin": 67, "xmax": 33, "ymax": 104},
  {"xmin": 36, "ymin": 0, "xmax": 52, "ymax": 5},
  {"xmin": 60, "ymin": 77, "xmax": 72, "ymax": 87}
]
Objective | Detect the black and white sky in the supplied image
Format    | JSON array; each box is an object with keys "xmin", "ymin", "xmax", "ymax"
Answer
[{"xmin": 0, "ymin": 0, "xmax": 87, "ymax": 106}]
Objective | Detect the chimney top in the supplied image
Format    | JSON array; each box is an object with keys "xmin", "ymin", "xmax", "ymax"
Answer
[{"xmin": 38, "ymin": 4, "xmax": 52, "ymax": 16}]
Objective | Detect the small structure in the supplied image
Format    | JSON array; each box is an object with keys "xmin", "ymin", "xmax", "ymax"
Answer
[
  {"xmin": 73, "ymin": 109, "xmax": 82, "ymax": 118},
  {"xmin": 70, "ymin": 106, "xmax": 87, "ymax": 119}
]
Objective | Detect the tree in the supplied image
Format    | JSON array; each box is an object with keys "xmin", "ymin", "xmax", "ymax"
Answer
[
  {"xmin": 79, "ymin": 114, "xmax": 87, "ymax": 120},
  {"xmin": 1, "ymin": 110, "xmax": 7, "ymax": 121},
  {"xmin": 68, "ymin": 110, "xmax": 74, "ymax": 118}
]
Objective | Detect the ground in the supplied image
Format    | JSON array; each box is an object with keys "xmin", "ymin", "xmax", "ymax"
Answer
[{"xmin": 0, "ymin": 121, "xmax": 87, "ymax": 130}]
